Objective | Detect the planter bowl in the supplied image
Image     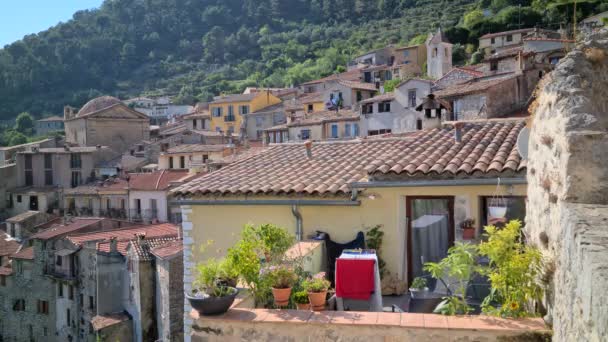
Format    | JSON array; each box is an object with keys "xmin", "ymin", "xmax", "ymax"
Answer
[
  {"xmin": 409, "ymin": 287, "xmax": 429, "ymax": 299},
  {"xmin": 488, "ymin": 206, "xmax": 507, "ymax": 219},
  {"xmin": 272, "ymin": 287, "xmax": 292, "ymax": 307},
  {"xmin": 462, "ymin": 227, "xmax": 476, "ymax": 240},
  {"xmin": 308, "ymin": 291, "xmax": 327, "ymax": 311},
  {"xmin": 186, "ymin": 287, "xmax": 239, "ymax": 316}
]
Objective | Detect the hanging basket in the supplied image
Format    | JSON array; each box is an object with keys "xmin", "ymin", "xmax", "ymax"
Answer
[{"xmin": 488, "ymin": 178, "xmax": 508, "ymax": 219}]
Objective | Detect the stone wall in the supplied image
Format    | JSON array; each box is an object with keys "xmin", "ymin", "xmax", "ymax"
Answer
[
  {"xmin": 525, "ymin": 28, "xmax": 608, "ymax": 341},
  {"xmin": 190, "ymin": 309, "xmax": 550, "ymax": 342}
]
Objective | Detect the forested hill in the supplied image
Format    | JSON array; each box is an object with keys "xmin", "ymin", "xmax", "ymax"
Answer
[{"xmin": 0, "ymin": 0, "xmax": 605, "ymax": 120}]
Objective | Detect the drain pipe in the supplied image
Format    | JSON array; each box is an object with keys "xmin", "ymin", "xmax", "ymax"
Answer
[{"xmin": 291, "ymin": 204, "xmax": 303, "ymax": 241}]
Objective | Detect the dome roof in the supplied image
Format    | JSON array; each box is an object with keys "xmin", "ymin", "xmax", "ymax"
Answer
[{"xmin": 77, "ymin": 96, "xmax": 122, "ymax": 116}]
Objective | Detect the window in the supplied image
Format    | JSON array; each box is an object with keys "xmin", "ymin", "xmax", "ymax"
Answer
[
  {"xmin": 17, "ymin": 195, "xmax": 22, "ymax": 203},
  {"xmin": 212, "ymin": 107, "xmax": 222, "ymax": 117},
  {"xmin": 362, "ymin": 104, "xmax": 373, "ymax": 114},
  {"xmin": 402, "ymin": 50, "xmax": 410, "ymax": 57},
  {"xmin": 331, "ymin": 124, "xmax": 338, "ymax": 138},
  {"xmin": 356, "ymin": 91, "xmax": 362, "ymax": 102},
  {"xmin": 300, "ymin": 129, "xmax": 311, "ymax": 140},
  {"xmin": 67, "ymin": 308, "xmax": 71, "ymax": 325},
  {"xmin": 69, "ymin": 285, "xmax": 74, "ymax": 300},
  {"xmin": 417, "ymin": 119, "xmax": 423, "ymax": 130},
  {"xmin": 169, "ymin": 156, "xmax": 174, "ymax": 169},
  {"xmin": 106, "ymin": 198, "xmax": 111, "ymax": 209},
  {"xmin": 25, "ymin": 170, "xmax": 33, "ymax": 186},
  {"xmin": 24, "ymin": 154, "xmax": 32, "ymax": 169},
  {"xmin": 58, "ymin": 283, "xmax": 63, "ymax": 297},
  {"xmin": 180, "ymin": 156, "xmax": 185, "ymax": 169},
  {"xmin": 307, "ymin": 104, "xmax": 313, "ymax": 113},
  {"xmin": 135, "ymin": 199, "xmax": 142, "ymax": 214},
  {"xmin": 13, "ymin": 299, "xmax": 25, "ymax": 311},
  {"xmin": 56, "ymin": 255, "xmax": 62, "ymax": 266},
  {"xmin": 150, "ymin": 199, "xmax": 157, "ymax": 213},
  {"xmin": 44, "ymin": 154, "xmax": 52, "ymax": 168},
  {"xmin": 121, "ymin": 199, "xmax": 126, "ymax": 210},
  {"xmin": 70, "ymin": 154, "xmax": 81, "ymax": 169},
  {"xmin": 378, "ymin": 101, "xmax": 391, "ymax": 113},
  {"xmin": 89, "ymin": 296, "xmax": 95, "ymax": 310},
  {"xmin": 353, "ymin": 124, "xmax": 360, "ymax": 137},
  {"xmin": 239, "ymin": 105, "xmax": 249, "ymax": 115},
  {"xmin": 37, "ymin": 300, "xmax": 49, "ymax": 314},
  {"xmin": 433, "ymin": 48, "xmax": 438, "ymax": 57},
  {"xmin": 344, "ymin": 124, "xmax": 351, "ymax": 137},
  {"xmin": 491, "ymin": 37, "xmax": 495, "ymax": 44},
  {"xmin": 408, "ymin": 90, "xmax": 417, "ymax": 108},
  {"xmin": 228, "ymin": 105, "xmax": 234, "ymax": 116},
  {"xmin": 71, "ymin": 171, "xmax": 81, "ymax": 188},
  {"xmin": 44, "ymin": 327, "xmax": 48, "ymax": 336},
  {"xmin": 481, "ymin": 196, "xmax": 527, "ymax": 227},
  {"xmin": 45, "ymin": 170, "xmax": 53, "ymax": 186},
  {"xmin": 490, "ymin": 61, "xmax": 498, "ymax": 71},
  {"xmin": 0, "ymin": 275, "xmax": 5, "ymax": 286},
  {"xmin": 368, "ymin": 129, "xmax": 392, "ymax": 136},
  {"xmin": 192, "ymin": 119, "xmax": 197, "ymax": 129},
  {"xmin": 506, "ymin": 34, "xmax": 513, "ymax": 42}
]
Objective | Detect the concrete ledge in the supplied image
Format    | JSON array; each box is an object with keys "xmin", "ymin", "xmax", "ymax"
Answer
[{"xmin": 190, "ymin": 309, "xmax": 551, "ymax": 341}]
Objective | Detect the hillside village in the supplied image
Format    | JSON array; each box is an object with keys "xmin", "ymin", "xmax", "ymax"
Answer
[{"xmin": 0, "ymin": 8, "xmax": 607, "ymax": 342}]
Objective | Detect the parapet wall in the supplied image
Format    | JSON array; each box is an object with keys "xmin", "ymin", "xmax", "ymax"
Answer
[{"xmin": 526, "ymin": 28, "xmax": 608, "ymax": 341}]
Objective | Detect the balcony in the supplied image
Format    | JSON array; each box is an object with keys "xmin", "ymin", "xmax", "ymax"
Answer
[
  {"xmin": 224, "ymin": 116, "xmax": 236, "ymax": 122},
  {"xmin": 129, "ymin": 209, "xmax": 159, "ymax": 222}
]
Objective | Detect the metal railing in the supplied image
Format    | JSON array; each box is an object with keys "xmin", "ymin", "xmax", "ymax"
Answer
[
  {"xmin": 224, "ymin": 116, "xmax": 236, "ymax": 122},
  {"xmin": 129, "ymin": 209, "xmax": 159, "ymax": 222}
]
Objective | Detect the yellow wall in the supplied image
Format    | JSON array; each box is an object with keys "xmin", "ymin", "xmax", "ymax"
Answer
[
  {"xmin": 209, "ymin": 91, "xmax": 281, "ymax": 133},
  {"xmin": 186, "ymin": 184, "xmax": 526, "ymax": 283},
  {"xmin": 303, "ymin": 101, "xmax": 325, "ymax": 113}
]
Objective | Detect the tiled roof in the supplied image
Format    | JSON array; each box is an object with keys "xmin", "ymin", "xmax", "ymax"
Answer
[
  {"xmin": 337, "ymin": 80, "xmax": 377, "ymax": 91},
  {"xmin": 91, "ymin": 313, "xmax": 131, "ymax": 331},
  {"xmin": 63, "ymin": 178, "xmax": 128, "ymax": 195},
  {"xmin": 299, "ymin": 93, "xmax": 324, "ymax": 104},
  {"xmin": 301, "ymin": 69, "xmax": 363, "ymax": 86},
  {"xmin": 524, "ymin": 37, "xmax": 575, "ymax": 42},
  {"xmin": 128, "ymin": 170, "xmax": 198, "ymax": 191},
  {"xmin": 287, "ymin": 109, "xmax": 359, "ymax": 127},
  {"xmin": 360, "ymin": 92, "xmax": 395, "ymax": 104},
  {"xmin": 250, "ymin": 103, "xmax": 284, "ymax": 115},
  {"xmin": 68, "ymin": 223, "xmax": 178, "ymax": 246},
  {"xmin": 150, "ymin": 240, "xmax": 184, "ymax": 259},
  {"xmin": 128, "ymin": 237, "xmax": 180, "ymax": 261},
  {"xmin": 210, "ymin": 93, "xmax": 257, "ymax": 104},
  {"xmin": 434, "ymin": 75, "xmax": 517, "ymax": 98},
  {"xmin": 172, "ymin": 120, "xmax": 526, "ymax": 197},
  {"xmin": 37, "ymin": 115, "xmax": 64, "ymax": 122},
  {"xmin": 164, "ymin": 144, "xmax": 228, "ymax": 154},
  {"xmin": 11, "ymin": 246, "xmax": 34, "ymax": 260},
  {"xmin": 18, "ymin": 146, "xmax": 105, "ymax": 154},
  {"xmin": 6, "ymin": 211, "xmax": 41, "ymax": 223},
  {"xmin": 78, "ymin": 96, "xmax": 122, "ymax": 116},
  {"xmin": 480, "ymin": 28, "xmax": 537, "ymax": 39},
  {"xmin": 0, "ymin": 235, "xmax": 20, "ymax": 257},
  {"xmin": 31, "ymin": 218, "xmax": 105, "ymax": 240}
]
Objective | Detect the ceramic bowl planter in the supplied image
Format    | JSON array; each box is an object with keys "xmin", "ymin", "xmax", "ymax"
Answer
[
  {"xmin": 488, "ymin": 206, "xmax": 507, "ymax": 219},
  {"xmin": 272, "ymin": 287, "xmax": 292, "ymax": 307},
  {"xmin": 462, "ymin": 227, "xmax": 476, "ymax": 240},
  {"xmin": 308, "ymin": 291, "xmax": 327, "ymax": 311},
  {"xmin": 186, "ymin": 287, "xmax": 239, "ymax": 316}
]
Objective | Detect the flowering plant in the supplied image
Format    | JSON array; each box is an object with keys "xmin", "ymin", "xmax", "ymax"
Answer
[
  {"xmin": 302, "ymin": 272, "xmax": 331, "ymax": 293},
  {"xmin": 260, "ymin": 264, "xmax": 298, "ymax": 289}
]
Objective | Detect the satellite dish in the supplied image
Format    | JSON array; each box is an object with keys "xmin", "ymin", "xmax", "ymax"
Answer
[{"xmin": 517, "ymin": 127, "xmax": 530, "ymax": 159}]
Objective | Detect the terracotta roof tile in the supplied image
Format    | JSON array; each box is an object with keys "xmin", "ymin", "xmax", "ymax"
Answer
[
  {"xmin": 68, "ymin": 223, "xmax": 178, "ymax": 246},
  {"xmin": 210, "ymin": 93, "xmax": 257, "ymax": 104},
  {"xmin": 337, "ymin": 80, "xmax": 377, "ymax": 91},
  {"xmin": 163, "ymin": 144, "xmax": 228, "ymax": 154},
  {"xmin": 31, "ymin": 218, "xmax": 105, "ymax": 240},
  {"xmin": 91, "ymin": 313, "xmax": 131, "ymax": 331},
  {"xmin": 301, "ymin": 69, "xmax": 363, "ymax": 86},
  {"xmin": 171, "ymin": 120, "xmax": 526, "ymax": 197},
  {"xmin": 0, "ymin": 265, "xmax": 12, "ymax": 275},
  {"xmin": 360, "ymin": 92, "xmax": 395, "ymax": 104},
  {"xmin": 434, "ymin": 75, "xmax": 517, "ymax": 98},
  {"xmin": 0, "ymin": 235, "xmax": 20, "ymax": 257},
  {"xmin": 11, "ymin": 246, "xmax": 34, "ymax": 260},
  {"xmin": 150, "ymin": 240, "xmax": 183, "ymax": 259},
  {"xmin": 128, "ymin": 170, "xmax": 198, "ymax": 191}
]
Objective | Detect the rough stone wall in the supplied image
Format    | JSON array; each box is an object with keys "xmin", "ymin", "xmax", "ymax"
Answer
[
  {"xmin": 168, "ymin": 254, "xmax": 184, "ymax": 341},
  {"xmin": 525, "ymin": 28, "xmax": 608, "ymax": 342}
]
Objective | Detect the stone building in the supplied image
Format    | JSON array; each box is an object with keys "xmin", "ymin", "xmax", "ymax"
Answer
[
  {"xmin": 64, "ymin": 96, "xmax": 150, "ymax": 156},
  {"xmin": 426, "ymin": 28, "xmax": 453, "ymax": 79},
  {"xmin": 63, "ymin": 177, "xmax": 129, "ymax": 219},
  {"xmin": 525, "ymin": 28, "xmax": 608, "ymax": 341},
  {"xmin": 5, "ymin": 211, "xmax": 54, "ymax": 241},
  {"xmin": 35, "ymin": 116, "xmax": 64, "ymax": 136}
]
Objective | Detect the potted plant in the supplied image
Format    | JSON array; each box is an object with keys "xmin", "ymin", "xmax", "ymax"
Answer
[
  {"xmin": 460, "ymin": 218, "xmax": 476, "ymax": 240},
  {"xmin": 261, "ymin": 265, "xmax": 298, "ymax": 307},
  {"xmin": 293, "ymin": 290, "xmax": 310, "ymax": 310},
  {"xmin": 409, "ymin": 277, "xmax": 429, "ymax": 299},
  {"xmin": 186, "ymin": 259, "xmax": 239, "ymax": 316},
  {"xmin": 303, "ymin": 272, "xmax": 331, "ymax": 311},
  {"xmin": 218, "ymin": 258, "xmax": 239, "ymax": 288}
]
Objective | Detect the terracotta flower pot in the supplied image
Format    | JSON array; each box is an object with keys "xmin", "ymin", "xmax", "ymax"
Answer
[
  {"xmin": 296, "ymin": 303, "xmax": 310, "ymax": 311},
  {"xmin": 462, "ymin": 227, "xmax": 475, "ymax": 240},
  {"xmin": 272, "ymin": 287, "xmax": 292, "ymax": 307},
  {"xmin": 308, "ymin": 291, "xmax": 327, "ymax": 311}
]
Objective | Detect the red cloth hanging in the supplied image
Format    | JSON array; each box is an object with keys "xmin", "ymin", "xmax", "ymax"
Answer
[{"xmin": 335, "ymin": 259, "xmax": 375, "ymax": 300}]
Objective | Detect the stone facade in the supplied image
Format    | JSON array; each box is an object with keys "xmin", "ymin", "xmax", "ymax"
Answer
[
  {"xmin": 525, "ymin": 28, "xmax": 608, "ymax": 341},
  {"xmin": 155, "ymin": 250, "xmax": 184, "ymax": 341}
]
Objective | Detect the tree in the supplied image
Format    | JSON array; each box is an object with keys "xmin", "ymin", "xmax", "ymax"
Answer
[
  {"xmin": 202, "ymin": 26, "xmax": 226, "ymax": 63},
  {"xmin": 14, "ymin": 112, "xmax": 34, "ymax": 135},
  {"xmin": 408, "ymin": 34, "xmax": 428, "ymax": 46},
  {"xmin": 463, "ymin": 9, "xmax": 486, "ymax": 29}
]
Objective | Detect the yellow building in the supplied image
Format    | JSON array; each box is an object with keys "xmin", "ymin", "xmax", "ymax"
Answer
[
  {"xmin": 172, "ymin": 119, "xmax": 528, "ymax": 306},
  {"xmin": 209, "ymin": 90, "xmax": 281, "ymax": 134}
]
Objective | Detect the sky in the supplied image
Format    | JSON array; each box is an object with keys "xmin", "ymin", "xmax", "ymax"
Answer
[{"xmin": 0, "ymin": 0, "xmax": 103, "ymax": 47}]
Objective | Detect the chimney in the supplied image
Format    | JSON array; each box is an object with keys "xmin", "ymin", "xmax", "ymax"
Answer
[
  {"xmin": 305, "ymin": 141, "xmax": 312, "ymax": 159},
  {"xmin": 109, "ymin": 236, "xmax": 118, "ymax": 253},
  {"xmin": 454, "ymin": 122, "xmax": 464, "ymax": 143}
]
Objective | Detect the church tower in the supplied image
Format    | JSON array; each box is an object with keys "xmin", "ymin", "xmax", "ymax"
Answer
[{"xmin": 426, "ymin": 28, "xmax": 453, "ymax": 79}]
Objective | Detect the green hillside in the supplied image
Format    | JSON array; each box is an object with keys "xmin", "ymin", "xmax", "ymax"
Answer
[{"xmin": 0, "ymin": 0, "xmax": 605, "ymax": 123}]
